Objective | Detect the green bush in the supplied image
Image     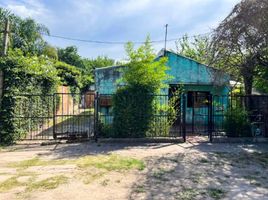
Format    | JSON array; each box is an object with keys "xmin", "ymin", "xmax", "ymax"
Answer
[
  {"xmin": 112, "ymin": 85, "xmax": 154, "ymax": 138},
  {"xmin": 0, "ymin": 50, "xmax": 59, "ymax": 144},
  {"xmin": 224, "ymin": 106, "xmax": 251, "ymax": 137}
]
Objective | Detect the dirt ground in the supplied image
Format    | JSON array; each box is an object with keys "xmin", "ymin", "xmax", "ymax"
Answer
[{"xmin": 1, "ymin": 140, "xmax": 268, "ymax": 200}]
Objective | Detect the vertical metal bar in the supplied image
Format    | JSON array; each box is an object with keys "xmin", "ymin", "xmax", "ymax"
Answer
[
  {"xmin": 208, "ymin": 94, "xmax": 213, "ymax": 142},
  {"xmin": 94, "ymin": 92, "xmax": 99, "ymax": 142},
  {"xmin": 62, "ymin": 93, "xmax": 64, "ymax": 137},
  {"xmin": 53, "ymin": 93, "xmax": 57, "ymax": 139},
  {"xmin": 192, "ymin": 93, "xmax": 195, "ymax": 135},
  {"xmin": 182, "ymin": 94, "xmax": 186, "ymax": 142}
]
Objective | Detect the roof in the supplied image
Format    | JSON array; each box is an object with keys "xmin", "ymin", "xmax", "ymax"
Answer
[
  {"xmin": 160, "ymin": 49, "xmax": 226, "ymax": 73},
  {"xmin": 94, "ymin": 49, "xmax": 226, "ymax": 73}
]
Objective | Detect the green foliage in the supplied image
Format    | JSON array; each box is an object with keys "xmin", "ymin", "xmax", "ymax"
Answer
[
  {"xmin": 84, "ymin": 56, "xmax": 115, "ymax": 71},
  {"xmin": 58, "ymin": 46, "xmax": 114, "ymax": 92},
  {"xmin": 224, "ymin": 106, "xmax": 251, "ymax": 137},
  {"xmin": 42, "ymin": 44, "xmax": 58, "ymax": 60},
  {"xmin": 254, "ymin": 66, "xmax": 268, "ymax": 93},
  {"xmin": 0, "ymin": 50, "xmax": 59, "ymax": 144},
  {"xmin": 54, "ymin": 61, "xmax": 81, "ymax": 88},
  {"xmin": 148, "ymin": 89, "xmax": 182, "ymax": 137},
  {"xmin": 176, "ymin": 34, "xmax": 211, "ymax": 64},
  {"xmin": 57, "ymin": 46, "xmax": 84, "ymax": 68},
  {"xmin": 112, "ymin": 85, "xmax": 154, "ymax": 137},
  {"xmin": 0, "ymin": 8, "xmax": 49, "ymax": 55},
  {"xmin": 122, "ymin": 36, "xmax": 170, "ymax": 93},
  {"xmin": 111, "ymin": 36, "xmax": 172, "ymax": 138}
]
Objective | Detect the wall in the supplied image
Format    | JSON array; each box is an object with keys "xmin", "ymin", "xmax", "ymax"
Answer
[
  {"xmin": 95, "ymin": 51, "xmax": 230, "ymax": 96},
  {"xmin": 94, "ymin": 66, "xmax": 123, "ymax": 94},
  {"xmin": 165, "ymin": 51, "xmax": 230, "ymax": 87}
]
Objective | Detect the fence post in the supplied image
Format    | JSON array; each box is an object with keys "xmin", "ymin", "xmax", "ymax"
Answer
[
  {"xmin": 182, "ymin": 94, "xmax": 186, "ymax": 142},
  {"xmin": 53, "ymin": 93, "xmax": 57, "ymax": 139},
  {"xmin": 94, "ymin": 92, "xmax": 99, "ymax": 142},
  {"xmin": 208, "ymin": 94, "xmax": 213, "ymax": 142}
]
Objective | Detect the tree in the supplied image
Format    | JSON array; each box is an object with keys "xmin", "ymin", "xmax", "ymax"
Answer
[
  {"xmin": 57, "ymin": 46, "xmax": 84, "ymax": 68},
  {"xmin": 122, "ymin": 36, "xmax": 170, "ymax": 93},
  {"xmin": 211, "ymin": 0, "xmax": 268, "ymax": 95},
  {"xmin": 112, "ymin": 36, "xmax": 170, "ymax": 137},
  {"xmin": 0, "ymin": 8, "xmax": 49, "ymax": 55},
  {"xmin": 42, "ymin": 43, "xmax": 58, "ymax": 60},
  {"xmin": 176, "ymin": 34, "xmax": 211, "ymax": 64}
]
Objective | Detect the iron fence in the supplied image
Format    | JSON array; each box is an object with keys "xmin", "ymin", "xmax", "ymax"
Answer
[{"xmin": 12, "ymin": 92, "xmax": 268, "ymax": 141}]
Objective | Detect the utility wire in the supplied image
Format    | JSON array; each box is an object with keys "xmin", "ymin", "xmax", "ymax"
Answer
[{"xmin": 42, "ymin": 32, "xmax": 212, "ymax": 45}]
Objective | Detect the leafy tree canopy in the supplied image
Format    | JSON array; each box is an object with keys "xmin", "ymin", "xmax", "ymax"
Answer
[
  {"xmin": 0, "ymin": 8, "xmax": 49, "ymax": 55},
  {"xmin": 122, "ymin": 36, "xmax": 170, "ymax": 93},
  {"xmin": 176, "ymin": 34, "xmax": 211, "ymax": 65},
  {"xmin": 211, "ymin": 0, "xmax": 268, "ymax": 94}
]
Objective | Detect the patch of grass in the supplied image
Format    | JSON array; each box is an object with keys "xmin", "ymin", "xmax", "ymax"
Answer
[
  {"xmin": 207, "ymin": 188, "xmax": 226, "ymax": 200},
  {"xmin": 76, "ymin": 154, "xmax": 145, "ymax": 171},
  {"xmin": 189, "ymin": 173, "xmax": 203, "ymax": 184},
  {"xmin": 8, "ymin": 157, "xmax": 69, "ymax": 169},
  {"xmin": 152, "ymin": 168, "xmax": 173, "ymax": 181},
  {"xmin": 0, "ymin": 177, "xmax": 22, "ymax": 192},
  {"xmin": 9, "ymin": 154, "xmax": 145, "ymax": 172},
  {"xmin": 134, "ymin": 185, "xmax": 146, "ymax": 193},
  {"xmin": 176, "ymin": 188, "xmax": 200, "ymax": 200},
  {"xmin": 26, "ymin": 175, "xmax": 68, "ymax": 192},
  {"xmin": 77, "ymin": 171, "xmax": 105, "ymax": 184},
  {"xmin": 199, "ymin": 158, "xmax": 209, "ymax": 163}
]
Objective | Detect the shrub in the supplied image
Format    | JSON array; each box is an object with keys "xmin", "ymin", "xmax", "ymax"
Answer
[
  {"xmin": 0, "ymin": 50, "xmax": 59, "ymax": 144},
  {"xmin": 224, "ymin": 106, "xmax": 251, "ymax": 137},
  {"xmin": 112, "ymin": 85, "xmax": 154, "ymax": 138}
]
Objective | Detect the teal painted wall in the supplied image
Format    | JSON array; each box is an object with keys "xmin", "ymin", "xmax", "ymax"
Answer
[
  {"xmin": 94, "ymin": 51, "xmax": 230, "ymax": 125},
  {"xmin": 95, "ymin": 51, "xmax": 230, "ymax": 96}
]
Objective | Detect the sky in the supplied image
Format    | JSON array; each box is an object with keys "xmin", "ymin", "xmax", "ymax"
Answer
[{"xmin": 0, "ymin": 0, "xmax": 241, "ymax": 60}]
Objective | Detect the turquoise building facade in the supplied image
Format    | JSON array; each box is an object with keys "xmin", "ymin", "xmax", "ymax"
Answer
[{"xmin": 94, "ymin": 50, "xmax": 230, "ymax": 128}]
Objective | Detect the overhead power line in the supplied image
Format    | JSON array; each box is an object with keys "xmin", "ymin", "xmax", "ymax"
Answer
[{"xmin": 42, "ymin": 32, "xmax": 212, "ymax": 45}]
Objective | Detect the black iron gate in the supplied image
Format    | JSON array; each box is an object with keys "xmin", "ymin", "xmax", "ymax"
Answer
[
  {"xmin": 14, "ymin": 92, "xmax": 96, "ymax": 140},
  {"xmin": 13, "ymin": 93, "xmax": 268, "ymax": 141}
]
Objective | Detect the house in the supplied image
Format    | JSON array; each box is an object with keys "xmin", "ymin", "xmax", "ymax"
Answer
[{"xmin": 94, "ymin": 50, "xmax": 230, "ymax": 132}]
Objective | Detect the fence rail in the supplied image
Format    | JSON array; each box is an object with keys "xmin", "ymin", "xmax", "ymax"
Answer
[{"xmin": 12, "ymin": 93, "xmax": 268, "ymax": 141}]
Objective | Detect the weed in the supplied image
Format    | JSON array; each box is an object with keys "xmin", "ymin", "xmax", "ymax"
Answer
[
  {"xmin": 8, "ymin": 157, "xmax": 69, "ymax": 169},
  {"xmin": 0, "ymin": 177, "xmax": 22, "ymax": 192},
  {"xmin": 207, "ymin": 188, "xmax": 226, "ymax": 200},
  {"xmin": 200, "ymin": 158, "xmax": 209, "ymax": 163},
  {"xmin": 152, "ymin": 168, "xmax": 172, "ymax": 181},
  {"xmin": 26, "ymin": 175, "xmax": 68, "ymax": 192},
  {"xmin": 76, "ymin": 154, "xmax": 145, "ymax": 171},
  {"xmin": 176, "ymin": 188, "xmax": 199, "ymax": 200},
  {"xmin": 134, "ymin": 185, "xmax": 146, "ymax": 193},
  {"xmin": 9, "ymin": 154, "xmax": 145, "ymax": 172},
  {"xmin": 77, "ymin": 171, "xmax": 105, "ymax": 184}
]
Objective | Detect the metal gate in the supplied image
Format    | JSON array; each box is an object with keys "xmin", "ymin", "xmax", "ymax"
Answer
[
  {"xmin": 13, "ymin": 93, "xmax": 268, "ymax": 141},
  {"xmin": 14, "ymin": 93, "xmax": 96, "ymax": 140}
]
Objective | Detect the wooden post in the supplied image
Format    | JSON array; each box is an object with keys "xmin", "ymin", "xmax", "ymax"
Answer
[
  {"xmin": 0, "ymin": 19, "xmax": 10, "ymax": 103},
  {"xmin": 2, "ymin": 19, "xmax": 10, "ymax": 56}
]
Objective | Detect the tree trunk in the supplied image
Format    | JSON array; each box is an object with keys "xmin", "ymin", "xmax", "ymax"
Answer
[{"xmin": 243, "ymin": 75, "xmax": 253, "ymax": 95}]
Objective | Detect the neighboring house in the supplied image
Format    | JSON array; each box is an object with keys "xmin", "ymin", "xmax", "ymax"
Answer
[{"xmin": 94, "ymin": 50, "xmax": 230, "ymax": 128}]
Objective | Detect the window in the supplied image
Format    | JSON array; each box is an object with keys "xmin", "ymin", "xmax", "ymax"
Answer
[{"xmin": 187, "ymin": 91, "xmax": 210, "ymax": 108}]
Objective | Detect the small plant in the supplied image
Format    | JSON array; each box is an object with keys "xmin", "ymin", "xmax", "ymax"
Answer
[
  {"xmin": 224, "ymin": 106, "xmax": 251, "ymax": 137},
  {"xmin": 176, "ymin": 188, "xmax": 200, "ymax": 200},
  {"xmin": 207, "ymin": 188, "xmax": 226, "ymax": 200},
  {"xmin": 0, "ymin": 177, "xmax": 22, "ymax": 192},
  {"xmin": 26, "ymin": 175, "xmax": 68, "ymax": 191},
  {"xmin": 134, "ymin": 185, "xmax": 146, "ymax": 193}
]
